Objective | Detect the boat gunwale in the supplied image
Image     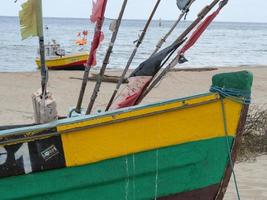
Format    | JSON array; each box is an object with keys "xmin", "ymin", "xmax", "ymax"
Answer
[
  {"xmin": 60, "ymin": 98, "xmax": 221, "ymax": 134},
  {"xmin": 0, "ymin": 92, "xmax": 218, "ymax": 136},
  {"xmin": 0, "ymin": 98, "xmax": 222, "ymax": 145}
]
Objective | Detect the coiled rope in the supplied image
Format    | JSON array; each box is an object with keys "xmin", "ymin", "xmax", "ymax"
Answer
[{"xmin": 210, "ymin": 86, "xmax": 251, "ymax": 105}]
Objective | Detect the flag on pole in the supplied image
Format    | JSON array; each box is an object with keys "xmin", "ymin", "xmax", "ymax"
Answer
[
  {"xmin": 19, "ymin": 0, "xmax": 43, "ymax": 40},
  {"xmin": 90, "ymin": 0, "xmax": 106, "ymax": 23},
  {"xmin": 87, "ymin": 0, "xmax": 107, "ymax": 66},
  {"xmin": 179, "ymin": 7, "xmax": 221, "ymax": 56}
]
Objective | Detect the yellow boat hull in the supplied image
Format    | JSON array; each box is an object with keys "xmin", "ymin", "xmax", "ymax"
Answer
[{"xmin": 35, "ymin": 52, "xmax": 89, "ymax": 70}]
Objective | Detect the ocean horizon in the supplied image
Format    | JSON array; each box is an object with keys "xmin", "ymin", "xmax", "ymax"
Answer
[{"xmin": 0, "ymin": 16, "xmax": 266, "ymax": 72}]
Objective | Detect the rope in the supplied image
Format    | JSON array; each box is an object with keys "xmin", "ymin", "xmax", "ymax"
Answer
[
  {"xmin": 125, "ymin": 156, "xmax": 129, "ymax": 200},
  {"xmin": 132, "ymin": 154, "xmax": 136, "ymax": 200},
  {"xmin": 220, "ymin": 98, "xmax": 241, "ymax": 200},
  {"xmin": 154, "ymin": 149, "xmax": 159, "ymax": 200},
  {"xmin": 210, "ymin": 86, "xmax": 251, "ymax": 105}
]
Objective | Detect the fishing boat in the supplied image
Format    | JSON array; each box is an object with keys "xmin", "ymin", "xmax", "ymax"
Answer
[
  {"xmin": 35, "ymin": 38, "xmax": 89, "ymax": 70},
  {"xmin": 0, "ymin": 71, "xmax": 253, "ymax": 199},
  {"xmin": 0, "ymin": 0, "xmax": 253, "ymax": 199},
  {"xmin": 35, "ymin": 52, "xmax": 89, "ymax": 70}
]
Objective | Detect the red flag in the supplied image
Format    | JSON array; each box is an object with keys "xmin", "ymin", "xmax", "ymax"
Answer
[
  {"xmin": 90, "ymin": 0, "xmax": 106, "ymax": 23},
  {"xmin": 179, "ymin": 8, "xmax": 221, "ymax": 55},
  {"xmin": 87, "ymin": 32, "xmax": 101, "ymax": 66},
  {"xmin": 87, "ymin": 0, "xmax": 107, "ymax": 66},
  {"xmin": 87, "ymin": 31, "xmax": 105, "ymax": 66}
]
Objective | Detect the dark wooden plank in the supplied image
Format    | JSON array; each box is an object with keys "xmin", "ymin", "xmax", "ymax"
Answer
[{"xmin": 159, "ymin": 184, "xmax": 220, "ymax": 200}]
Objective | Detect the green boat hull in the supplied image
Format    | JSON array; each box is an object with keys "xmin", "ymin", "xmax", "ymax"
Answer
[{"xmin": 0, "ymin": 137, "xmax": 232, "ymax": 200}]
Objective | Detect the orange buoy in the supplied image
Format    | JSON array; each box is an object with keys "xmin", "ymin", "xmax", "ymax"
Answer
[{"xmin": 76, "ymin": 38, "xmax": 87, "ymax": 46}]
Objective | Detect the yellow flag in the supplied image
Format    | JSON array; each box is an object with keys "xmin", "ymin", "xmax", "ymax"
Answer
[{"xmin": 19, "ymin": 0, "xmax": 43, "ymax": 40}]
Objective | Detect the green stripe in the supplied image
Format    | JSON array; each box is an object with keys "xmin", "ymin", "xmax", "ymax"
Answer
[{"xmin": 0, "ymin": 137, "xmax": 232, "ymax": 200}]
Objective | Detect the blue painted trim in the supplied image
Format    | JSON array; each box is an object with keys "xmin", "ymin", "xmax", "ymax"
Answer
[{"xmin": 0, "ymin": 92, "xmax": 215, "ymax": 137}]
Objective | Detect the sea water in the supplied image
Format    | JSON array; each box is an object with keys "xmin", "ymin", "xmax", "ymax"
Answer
[{"xmin": 0, "ymin": 16, "xmax": 266, "ymax": 72}]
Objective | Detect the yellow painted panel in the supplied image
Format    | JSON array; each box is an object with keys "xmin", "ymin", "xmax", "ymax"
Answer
[
  {"xmin": 61, "ymin": 95, "xmax": 243, "ymax": 167},
  {"xmin": 58, "ymin": 94, "xmax": 219, "ymax": 133}
]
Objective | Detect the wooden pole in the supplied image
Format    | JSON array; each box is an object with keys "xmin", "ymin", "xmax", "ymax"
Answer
[
  {"xmin": 36, "ymin": 0, "xmax": 47, "ymax": 96},
  {"xmin": 86, "ymin": 0, "xmax": 128, "ymax": 114},
  {"xmin": 39, "ymin": 36, "xmax": 47, "ymax": 96},
  {"xmin": 74, "ymin": 0, "xmax": 108, "ymax": 114},
  {"xmin": 105, "ymin": 0, "xmax": 161, "ymax": 111},
  {"xmin": 32, "ymin": 0, "xmax": 58, "ymax": 124}
]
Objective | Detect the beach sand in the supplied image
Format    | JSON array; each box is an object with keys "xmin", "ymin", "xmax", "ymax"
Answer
[
  {"xmin": 225, "ymin": 155, "xmax": 267, "ymax": 200},
  {"xmin": 0, "ymin": 66, "xmax": 266, "ymax": 125},
  {"xmin": 0, "ymin": 65, "xmax": 266, "ymax": 199}
]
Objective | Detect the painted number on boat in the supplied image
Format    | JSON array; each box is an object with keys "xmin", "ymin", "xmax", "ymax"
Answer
[
  {"xmin": 14, "ymin": 143, "xmax": 32, "ymax": 174},
  {"xmin": 0, "ymin": 143, "xmax": 32, "ymax": 174},
  {"xmin": 0, "ymin": 136, "xmax": 66, "ymax": 178},
  {"xmin": 0, "ymin": 146, "xmax": 7, "ymax": 165}
]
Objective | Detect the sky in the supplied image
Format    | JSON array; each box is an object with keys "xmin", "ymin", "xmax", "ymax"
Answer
[{"xmin": 1, "ymin": 0, "xmax": 267, "ymax": 23}]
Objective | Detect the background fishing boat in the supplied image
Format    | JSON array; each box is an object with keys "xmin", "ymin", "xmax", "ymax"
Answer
[
  {"xmin": 35, "ymin": 35, "xmax": 89, "ymax": 70},
  {"xmin": 35, "ymin": 50, "xmax": 89, "ymax": 70}
]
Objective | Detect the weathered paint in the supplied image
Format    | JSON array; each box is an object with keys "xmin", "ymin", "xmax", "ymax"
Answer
[{"xmin": 0, "ymin": 137, "xmax": 233, "ymax": 200}]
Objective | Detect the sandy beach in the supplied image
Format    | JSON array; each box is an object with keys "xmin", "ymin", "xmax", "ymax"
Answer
[
  {"xmin": 0, "ymin": 66, "xmax": 266, "ymax": 125},
  {"xmin": 225, "ymin": 155, "xmax": 267, "ymax": 200},
  {"xmin": 0, "ymin": 65, "xmax": 266, "ymax": 199}
]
